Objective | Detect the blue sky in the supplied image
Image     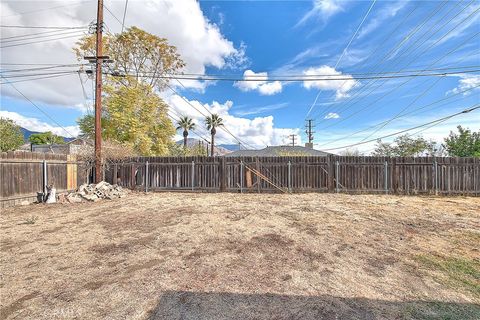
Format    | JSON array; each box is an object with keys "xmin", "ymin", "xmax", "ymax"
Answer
[{"xmin": 1, "ymin": 0, "xmax": 479, "ymax": 153}]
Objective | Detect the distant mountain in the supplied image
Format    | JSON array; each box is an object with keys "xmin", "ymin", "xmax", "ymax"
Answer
[
  {"xmin": 176, "ymin": 138, "xmax": 232, "ymax": 156},
  {"xmin": 20, "ymin": 127, "xmax": 75, "ymax": 143},
  {"xmin": 20, "ymin": 127, "xmax": 40, "ymax": 140},
  {"xmin": 218, "ymin": 144, "xmax": 241, "ymax": 151}
]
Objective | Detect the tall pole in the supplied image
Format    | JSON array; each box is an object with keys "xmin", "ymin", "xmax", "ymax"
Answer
[
  {"xmin": 94, "ymin": 0, "xmax": 103, "ymax": 183},
  {"xmin": 289, "ymin": 134, "xmax": 296, "ymax": 147},
  {"xmin": 305, "ymin": 119, "xmax": 314, "ymax": 144}
]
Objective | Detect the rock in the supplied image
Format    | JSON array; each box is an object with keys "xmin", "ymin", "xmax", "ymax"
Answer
[{"xmin": 64, "ymin": 181, "xmax": 128, "ymax": 203}]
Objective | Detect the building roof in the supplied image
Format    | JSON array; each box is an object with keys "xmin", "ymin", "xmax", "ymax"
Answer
[{"xmin": 225, "ymin": 146, "xmax": 331, "ymax": 157}]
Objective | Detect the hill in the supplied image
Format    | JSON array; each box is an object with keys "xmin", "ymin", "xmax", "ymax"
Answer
[
  {"xmin": 20, "ymin": 127, "xmax": 75, "ymax": 143},
  {"xmin": 176, "ymin": 138, "xmax": 232, "ymax": 156}
]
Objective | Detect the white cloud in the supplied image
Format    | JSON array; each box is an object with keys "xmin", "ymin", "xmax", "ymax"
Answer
[
  {"xmin": 357, "ymin": 1, "xmax": 407, "ymax": 39},
  {"xmin": 296, "ymin": 0, "xmax": 345, "ymax": 27},
  {"xmin": 234, "ymin": 102, "xmax": 289, "ymax": 116},
  {"xmin": 0, "ymin": 111, "xmax": 80, "ymax": 137},
  {"xmin": 302, "ymin": 65, "xmax": 358, "ymax": 99},
  {"xmin": 447, "ymin": 75, "xmax": 480, "ymax": 96},
  {"xmin": 234, "ymin": 70, "xmax": 283, "ymax": 95},
  {"xmin": 0, "ymin": 0, "xmax": 247, "ymax": 106},
  {"xmin": 324, "ymin": 112, "xmax": 340, "ymax": 119},
  {"xmin": 258, "ymin": 81, "xmax": 283, "ymax": 95},
  {"xmin": 163, "ymin": 94, "xmax": 298, "ymax": 148}
]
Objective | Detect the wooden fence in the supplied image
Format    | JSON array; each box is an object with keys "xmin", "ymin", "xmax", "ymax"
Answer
[
  {"xmin": 104, "ymin": 155, "xmax": 479, "ymax": 195},
  {"xmin": 0, "ymin": 151, "xmax": 87, "ymax": 207},
  {"xmin": 1, "ymin": 153, "xmax": 478, "ymax": 207}
]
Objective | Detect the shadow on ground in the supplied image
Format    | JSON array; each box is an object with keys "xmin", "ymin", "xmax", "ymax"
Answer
[{"xmin": 147, "ymin": 291, "xmax": 480, "ymax": 320}]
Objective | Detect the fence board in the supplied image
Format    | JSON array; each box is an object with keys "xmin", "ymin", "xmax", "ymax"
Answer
[
  {"xmin": 103, "ymin": 156, "xmax": 479, "ymax": 195},
  {"xmin": 2, "ymin": 154, "xmax": 479, "ymax": 208},
  {"xmin": 1, "ymin": 151, "xmax": 85, "ymax": 207}
]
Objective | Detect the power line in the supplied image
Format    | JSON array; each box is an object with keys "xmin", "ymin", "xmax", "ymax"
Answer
[
  {"xmin": 358, "ymin": 76, "xmax": 445, "ymax": 142},
  {"xmin": 0, "ymin": 70, "xmax": 85, "ymax": 79},
  {"xmin": 1, "ymin": 28, "xmax": 88, "ymax": 41},
  {"xmin": 1, "ymin": 75, "xmax": 77, "ymax": 138},
  {"xmin": 103, "ymin": 4, "xmax": 123, "ymax": 26},
  {"xmin": 0, "ymin": 72, "xmax": 77, "ymax": 84},
  {"xmin": 310, "ymin": 0, "xmax": 460, "ymax": 123},
  {"xmin": 0, "ymin": 25, "xmax": 87, "ymax": 30},
  {"xmin": 317, "ymin": 105, "xmax": 479, "ymax": 151},
  {"xmin": 1, "ymin": 1, "xmax": 93, "ymax": 18},
  {"xmin": 0, "ymin": 62, "xmax": 84, "ymax": 66},
  {"xmin": 164, "ymin": 83, "xmax": 256, "ymax": 149},
  {"xmin": 1, "ymin": 29, "xmax": 88, "ymax": 44},
  {"xmin": 335, "ymin": 0, "xmax": 377, "ymax": 69},
  {"xmin": 107, "ymin": 68, "xmax": 480, "ymax": 82},
  {"xmin": 165, "ymin": 65, "xmax": 480, "ymax": 78},
  {"xmin": 0, "ymin": 63, "xmax": 86, "ymax": 73},
  {"xmin": 315, "ymin": 1, "xmax": 479, "ymax": 126},
  {"xmin": 307, "ymin": 2, "xmax": 422, "ymax": 122},
  {"xmin": 103, "ymin": 6, "xmax": 243, "ymax": 150},
  {"xmin": 305, "ymin": 0, "xmax": 377, "ymax": 118},
  {"xmin": 121, "ymin": 0, "xmax": 129, "ymax": 33},
  {"xmin": 315, "ymin": 83, "xmax": 480, "ymax": 148},
  {"xmin": 315, "ymin": 26, "xmax": 480, "ymax": 133},
  {"xmin": 0, "ymin": 32, "xmax": 87, "ymax": 49}
]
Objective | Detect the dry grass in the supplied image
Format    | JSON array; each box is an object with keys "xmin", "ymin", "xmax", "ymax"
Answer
[{"xmin": 0, "ymin": 193, "xmax": 479, "ymax": 319}]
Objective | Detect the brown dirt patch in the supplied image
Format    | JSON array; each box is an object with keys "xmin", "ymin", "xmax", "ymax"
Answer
[{"xmin": 1, "ymin": 193, "xmax": 479, "ymax": 319}]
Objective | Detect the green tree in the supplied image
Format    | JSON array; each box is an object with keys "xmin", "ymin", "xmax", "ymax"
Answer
[
  {"xmin": 74, "ymin": 27, "xmax": 185, "ymax": 156},
  {"xmin": 373, "ymin": 134, "xmax": 436, "ymax": 157},
  {"xmin": 29, "ymin": 131, "xmax": 65, "ymax": 145},
  {"xmin": 443, "ymin": 126, "xmax": 480, "ymax": 157},
  {"xmin": 205, "ymin": 114, "xmax": 224, "ymax": 157},
  {"xmin": 176, "ymin": 116, "xmax": 195, "ymax": 149},
  {"xmin": 75, "ymin": 26, "xmax": 185, "ymax": 91},
  {"xmin": 340, "ymin": 148, "xmax": 363, "ymax": 156},
  {"xmin": 0, "ymin": 118, "xmax": 24, "ymax": 151},
  {"xmin": 78, "ymin": 82, "xmax": 175, "ymax": 155},
  {"xmin": 168, "ymin": 141, "xmax": 207, "ymax": 156}
]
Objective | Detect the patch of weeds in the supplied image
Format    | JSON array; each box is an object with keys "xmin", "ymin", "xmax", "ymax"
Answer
[
  {"xmin": 454, "ymin": 231, "xmax": 480, "ymax": 247},
  {"xmin": 402, "ymin": 301, "xmax": 480, "ymax": 320},
  {"xmin": 20, "ymin": 216, "xmax": 38, "ymax": 225},
  {"xmin": 415, "ymin": 254, "xmax": 480, "ymax": 298}
]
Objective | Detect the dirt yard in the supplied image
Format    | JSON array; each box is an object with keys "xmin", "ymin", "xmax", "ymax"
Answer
[{"xmin": 1, "ymin": 193, "xmax": 479, "ymax": 319}]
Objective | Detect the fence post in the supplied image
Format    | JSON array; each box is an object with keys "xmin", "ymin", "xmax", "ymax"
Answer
[
  {"xmin": 335, "ymin": 160, "xmax": 339, "ymax": 193},
  {"xmin": 145, "ymin": 161, "xmax": 149, "ymax": 192},
  {"xmin": 42, "ymin": 160, "xmax": 48, "ymax": 201},
  {"xmin": 434, "ymin": 159, "xmax": 438, "ymax": 195},
  {"xmin": 288, "ymin": 161, "xmax": 292, "ymax": 193},
  {"xmin": 384, "ymin": 161, "xmax": 388, "ymax": 194},
  {"xmin": 255, "ymin": 157, "xmax": 261, "ymax": 193},
  {"xmin": 191, "ymin": 160, "xmax": 195, "ymax": 191},
  {"xmin": 114, "ymin": 163, "xmax": 118, "ymax": 185},
  {"xmin": 240, "ymin": 161, "xmax": 244, "ymax": 193},
  {"xmin": 327, "ymin": 155, "xmax": 334, "ymax": 192},
  {"xmin": 220, "ymin": 157, "xmax": 226, "ymax": 192}
]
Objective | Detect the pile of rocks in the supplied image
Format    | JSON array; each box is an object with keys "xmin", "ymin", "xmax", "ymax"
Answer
[{"xmin": 61, "ymin": 181, "xmax": 128, "ymax": 203}]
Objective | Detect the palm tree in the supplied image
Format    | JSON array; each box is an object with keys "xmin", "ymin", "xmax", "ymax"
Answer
[
  {"xmin": 205, "ymin": 114, "xmax": 224, "ymax": 156},
  {"xmin": 176, "ymin": 116, "xmax": 196, "ymax": 149}
]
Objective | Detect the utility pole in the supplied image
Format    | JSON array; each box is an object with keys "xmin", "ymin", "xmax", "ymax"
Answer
[
  {"xmin": 305, "ymin": 119, "xmax": 315, "ymax": 144},
  {"xmin": 289, "ymin": 134, "xmax": 297, "ymax": 147},
  {"xmin": 94, "ymin": 0, "xmax": 103, "ymax": 183}
]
